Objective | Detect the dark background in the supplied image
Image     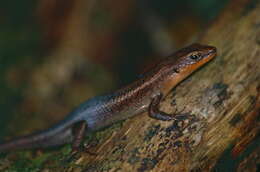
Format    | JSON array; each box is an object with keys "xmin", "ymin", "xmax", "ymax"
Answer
[{"xmin": 0, "ymin": 0, "xmax": 228, "ymax": 138}]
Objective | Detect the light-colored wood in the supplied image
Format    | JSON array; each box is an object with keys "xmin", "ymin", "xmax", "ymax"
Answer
[
  {"xmin": 1, "ymin": 0, "xmax": 259, "ymax": 171},
  {"xmin": 68, "ymin": 0, "xmax": 259, "ymax": 171}
]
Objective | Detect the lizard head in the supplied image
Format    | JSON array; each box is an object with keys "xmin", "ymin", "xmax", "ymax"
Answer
[
  {"xmin": 160, "ymin": 43, "xmax": 217, "ymax": 94},
  {"xmin": 171, "ymin": 43, "xmax": 217, "ymax": 72}
]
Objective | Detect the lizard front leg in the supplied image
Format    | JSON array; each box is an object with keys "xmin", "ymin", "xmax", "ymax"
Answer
[{"xmin": 148, "ymin": 93, "xmax": 177, "ymax": 121}]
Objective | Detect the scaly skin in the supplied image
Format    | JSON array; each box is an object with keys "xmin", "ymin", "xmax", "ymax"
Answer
[{"xmin": 0, "ymin": 43, "xmax": 217, "ymax": 152}]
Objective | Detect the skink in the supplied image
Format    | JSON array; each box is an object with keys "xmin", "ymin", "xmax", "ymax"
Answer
[{"xmin": 0, "ymin": 43, "xmax": 217, "ymax": 153}]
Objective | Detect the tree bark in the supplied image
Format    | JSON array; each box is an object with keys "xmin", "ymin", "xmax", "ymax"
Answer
[
  {"xmin": 1, "ymin": 0, "xmax": 259, "ymax": 171},
  {"xmin": 65, "ymin": 0, "xmax": 260, "ymax": 171}
]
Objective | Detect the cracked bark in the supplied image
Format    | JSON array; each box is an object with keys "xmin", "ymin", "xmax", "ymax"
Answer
[
  {"xmin": 1, "ymin": 0, "xmax": 259, "ymax": 171},
  {"xmin": 60, "ymin": 0, "xmax": 260, "ymax": 171}
]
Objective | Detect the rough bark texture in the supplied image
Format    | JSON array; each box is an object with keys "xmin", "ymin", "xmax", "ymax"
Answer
[
  {"xmin": 1, "ymin": 0, "xmax": 259, "ymax": 171},
  {"xmin": 65, "ymin": 0, "xmax": 259, "ymax": 171}
]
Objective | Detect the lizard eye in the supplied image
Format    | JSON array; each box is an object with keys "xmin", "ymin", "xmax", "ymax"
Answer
[{"xmin": 190, "ymin": 53, "xmax": 202, "ymax": 60}]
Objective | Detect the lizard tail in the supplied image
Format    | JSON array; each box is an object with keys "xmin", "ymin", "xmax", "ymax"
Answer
[{"xmin": 0, "ymin": 117, "xmax": 80, "ymax": 153}]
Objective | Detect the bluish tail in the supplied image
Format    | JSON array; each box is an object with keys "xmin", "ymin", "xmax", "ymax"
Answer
[{"xmin": 0, "ymin": 116, "xmax": 81, "ymax": 152}]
